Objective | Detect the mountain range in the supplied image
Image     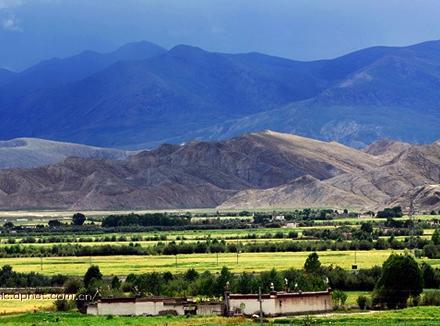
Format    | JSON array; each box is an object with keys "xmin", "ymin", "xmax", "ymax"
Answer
[
  {"xmin": 0, "ymin": 131, "xmax": 438, "ymax": 211},
  {"xmin": 0, "ymin": 40, "xmax": 439, "ymax": 148}
]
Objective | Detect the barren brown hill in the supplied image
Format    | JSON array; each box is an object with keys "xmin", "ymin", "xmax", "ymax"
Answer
[
  {"xmin": 364, "ymin": 138, "xmax": 411, "ymax": 161},
  {"xmin": 387, "ymin": 184, "xmax": 440, "ymax": 212},
  {"xmin": 0, "ymin": 131, "xmax": 438, "ymax": 211},
  {"xmin": 218, "ymin": 175, "xmax": 375, "ymax": 210}
]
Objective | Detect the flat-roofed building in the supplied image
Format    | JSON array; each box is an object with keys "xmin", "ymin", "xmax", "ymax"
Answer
[
  {"xmin": 87, "ymin": 296, "xmax": 223, "ymax": 316},
  {"xmin": 226, "ymin": 289, "xmax": 332, "ymax": 316}
]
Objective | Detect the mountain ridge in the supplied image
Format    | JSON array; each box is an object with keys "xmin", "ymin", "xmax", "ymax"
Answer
[
  {"xmin": 0, "ymin": 131, "xmax": 438, "ymax": 211},
  {"xmin": 1, "ymin": 40, "xmax": 440, "ymax": 148}
]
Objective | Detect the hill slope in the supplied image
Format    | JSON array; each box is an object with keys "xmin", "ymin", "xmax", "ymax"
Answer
[
  {"xmin": 0, "ymin": 138, "xmax": 134, "ymax": 169},
  {"xmin": 0, "ymin": 68, "xmax": 14, "ymax": 85},
  {"xmin": 0, "ymin": 131, "xmax": 438, "ymax": 211},
  {"xmin": 197, "ymin": 41, "xmax": 440, "ymax": 148},
  {"xmin": 0, "ymin": 45, "xmax": 333, "ymax": 147}
]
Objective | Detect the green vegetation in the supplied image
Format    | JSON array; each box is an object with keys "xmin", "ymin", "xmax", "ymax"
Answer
[
  {"xmin": 1, "ymin": 209, "xmax": 440, "ymax": 324},
  {"xmin": 374, "ymin": 254, "xmax": 423, "ymax": 308},
  {"xmin": 72, "ymin": 213, "xmax": 86, "ymax": 226},
  {"xmin": 1, "ymin": 307, "xmax": 440, "ymax": 325}
]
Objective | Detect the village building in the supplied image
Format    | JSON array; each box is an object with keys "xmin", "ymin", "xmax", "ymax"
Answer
[
  {"xmin": 86, "ymin": 289, "xmax": 332, "ymax": 317},
  {"xmin": 86, "ymin": 296, "xmax": 222, "ymax": 316},
  {"xmin": 226, "ymin": 289, "xmax": 332, "ymax": 316}
]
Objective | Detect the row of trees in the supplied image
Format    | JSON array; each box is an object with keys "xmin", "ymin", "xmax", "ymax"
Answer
[
  {"xmin": 0, "ymin": 236, "xmax": 433, "ymax": 258},
  {"xmin": 101, "ymin": 213, "xmax": 191, "ymax": 227},
  {"xmin": 0, "ymin": 265, "xmax": 67, "ymax": 288}
]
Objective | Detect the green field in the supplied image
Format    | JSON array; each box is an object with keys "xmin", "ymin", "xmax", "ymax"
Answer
[
  {"xmin": 1, "ymin": 307, "xmax": 440, "ymax": 325},
  {"xmin": 0, "ymin": 250, "xmax": 413, "ymax": 276}
]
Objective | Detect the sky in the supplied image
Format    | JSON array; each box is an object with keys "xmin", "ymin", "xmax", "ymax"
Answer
[{"xmin": 1, "ymin": 0, "xmax": 440, "ymax": 71}]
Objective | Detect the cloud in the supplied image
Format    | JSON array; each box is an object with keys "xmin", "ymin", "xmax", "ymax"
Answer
[
  {"xmin": 0, "ymin": 0, "xmax": 23, "ymax": 10},
  {"xmin": 2, "ymin": 14, "xmax": 21, "ymax": 31},
  {"xmin": 0, "ymin": 0, "xmax": 23, "ymax": 31}
]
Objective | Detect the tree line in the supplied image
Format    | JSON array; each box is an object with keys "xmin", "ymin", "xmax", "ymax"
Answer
[{"xmin": 0, "ymin": 236, "xmax": 434, "ymax": 258}]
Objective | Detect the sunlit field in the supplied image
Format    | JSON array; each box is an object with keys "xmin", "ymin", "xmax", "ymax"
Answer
[{"xmin": 0, "ymin": 250, "xmax": 407, "ymax": 276}]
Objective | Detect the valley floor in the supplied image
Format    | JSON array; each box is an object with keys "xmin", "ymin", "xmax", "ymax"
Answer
[{"xmin": 0, "ymin": 250, "xmax": 410, "ymax": 276}]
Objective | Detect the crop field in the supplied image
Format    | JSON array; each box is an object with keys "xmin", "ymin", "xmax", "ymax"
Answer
[
  {"xmin": 0, "ymin": 250, "xmax": 410, "ymax": 276},
  {"xmin": 2, "ymin": 210, "xmax": 437, "ymax": 226},
  {"xmin": 0, "ymin": 299, "xmax": 53, "ymax": 315},
  {"xmin": 0, "ymin": 211, "xmax": 438, "ymax": 277},
  {"xmin": 0, "ymin": 226, "xmax": 332, "ymax": 240}
]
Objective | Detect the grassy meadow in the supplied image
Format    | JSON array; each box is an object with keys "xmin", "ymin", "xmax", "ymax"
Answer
[{"xmin": 1, "ymin": 307, "xmax": 440, "ymax": 325}]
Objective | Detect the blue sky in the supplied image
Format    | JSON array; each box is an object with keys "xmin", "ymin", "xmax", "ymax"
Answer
[{"xmin": 1, "ymin": 0, "xmax": 440, "ymax": 71}]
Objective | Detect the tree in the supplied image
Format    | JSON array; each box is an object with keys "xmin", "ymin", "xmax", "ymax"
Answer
[
  {"xmin": 83, "ymin": 265, "xmax": 103, "ymax": 288},
  {"xmin": 138, "ymin": 272, "xmax": 163, "ymax": 295},
  {"xmin": 375, "ymin": 254, "xmax": 423, "ymax": 308},
  {"xmin": 377, "ymin": 206, "xmax": 403, "ymax": 218},
  {"xmin": 360, "ymin": 222, "xmax": 373, "ymax": 234},
  {"xmin": 215, "ymin": 266, "xmax": 233, "ymax": 296},
  {"xmin": 184, "ymin": 268, "xmax": 199, "ymax": 282},
  {"xmin": 236, "ymin": 272, "xmax": 255, "ymax": 294},
  {"xmin": 260, "ymin": 268, "xmax": 284, "ymax": 292},
  {"xmin": 304, "ymin": 252, "xmax": 321, "ymax": 274},
  {"xmin": 48, "ymin": 219, "xmax": 62, "ymax": 227},
  {"xmin": 432, "ymin": 229, "xmax": 440, "ymax": 245},
  {"xmin": 3, "ymin": 222, "xmax": 14, "ymax": 229},
  {"xmin": 421, "ymin": 263, "xmax": 438, "ymax": 289},
  {"xmin": 72, "ymin": 213, "xmax": 86, "ymax": 226},
  {"xmin": 111, "ymin": 276, "xmax": 121, "ymax": 290}
]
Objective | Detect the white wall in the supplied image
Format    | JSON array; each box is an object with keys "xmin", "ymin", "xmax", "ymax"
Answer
[{"xmin": 229, "ymin": 293, "xmax": 332, "ymax": 316}]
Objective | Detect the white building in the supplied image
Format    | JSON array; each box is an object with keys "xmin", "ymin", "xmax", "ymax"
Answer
[
  {"xmin": 227, "ymin": 289, "xmax": 332, "ymax": 316},
  {"xmin": 87, "ymin": 296, "xmax": 222, "ymax": 316},
  {"xmin": 86, "ymin": 289, "xmax": 332, "ymax": 317}
]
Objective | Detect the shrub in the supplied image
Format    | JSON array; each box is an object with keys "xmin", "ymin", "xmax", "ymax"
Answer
[
  {"xmin": 64, "ymin": 279, "xmax": 81, "ymax": 294},
  {"xmin": 357, "ymin": 295, "xmax": 369, "ymax": 310},
  {"xmin": 54, "ymin": 299, "xmax": 73, "ymax": 311},
  {"xmin": 332, "ymin": 290, "xmax": 348, "ymax": 307},
  {"xmin": 422, "ymin": 291, "xmax": 440, "ymax": 306}
]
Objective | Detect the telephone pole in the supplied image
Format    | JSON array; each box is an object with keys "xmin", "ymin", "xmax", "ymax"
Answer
[{"xmin": 258, "ymin": 287, "xmax": 263, "ymax": 324}]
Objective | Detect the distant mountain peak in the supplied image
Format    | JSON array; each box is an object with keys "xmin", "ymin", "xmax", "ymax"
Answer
[
  {"xmin": 168, "ymin": 44, "xmax": 212, "ymax": 59},
  {"xmin": 113, "ymin": 40, "xmax": 166, "ymax": 57}
]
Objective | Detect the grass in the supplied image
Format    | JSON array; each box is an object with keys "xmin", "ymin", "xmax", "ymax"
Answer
[
  {"xmin": 0, "ymin": 312, "xmax": 250, "ymax": 325},
  {"xmin": 290, "ymin": 306, "xmax": 440, "ymax": 325},
  {"xmin": 0, "ymin": 250, "xmax": 405, "ymax": 276},
  {"xmin": 345, "ymin": 291, "xmax": 371, "ymax": 306},
  {"xmin": 1, "ymin": 307, "xmax": 440, "ymax": 325}
]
